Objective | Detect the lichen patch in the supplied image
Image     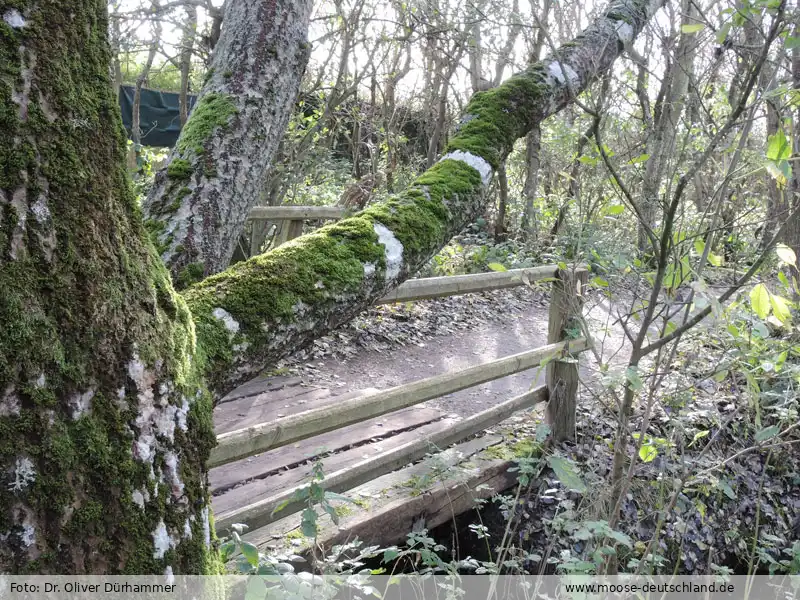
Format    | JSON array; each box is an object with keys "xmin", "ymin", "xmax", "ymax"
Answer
[
  {"xmin": 211, "ymin": 307, "xmax": 240, "ymax": 334},
  {"xmin": 3, "ymin": 9, "xmax": 26, "ymax": 28},
  {"xmin": 152, "ymin": 520, "xmax": 174, "ymax": 559},
  {"xmin": 438, "ymin": 151, "xmax": 493, "ymax": 187},
  {"xmin": 372, "ymin": 224, "xmax": 404, "ymax": 282},
  {"xmin": 8, "ymin": 456, "xmax": 36, "ymax": 492}
]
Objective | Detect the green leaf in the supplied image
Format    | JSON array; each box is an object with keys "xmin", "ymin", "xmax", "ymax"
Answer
[
  {"xmin": 776, "ymin": 243, "xmax": 797, "ymax": 266},
  {"xmin": 716, "ymin": 479, "xmax": 736, "ymax": 500},
  {"xmin": 694, "ymin": 239, "xmax": 706, "ymax": 255},
  {"xmin": 240, "ymin": 541, "xmax": 260, "ymax": 567},
  {"xmin": 607, "ymin": 204, "xmax": 625, "ymax": 215},
  {"xmin": 681, "ymin": 23, "xmax": 705, "ymax": 34},
  {"xmin": 755, "ymin": 425, "xmax": 780, "ymax": 443},
  {"xmin": 625, "ymin": 366, "xmax": 644, "ymax": 391},
  {"xmin": 606, "ymin": 528, "xmax": 633, "ymax": 549},
  {"xmin": 716, "ymin": 22, "xmax": 731, "ymax": 44},
  {"xmin": 487, "ymin": 262, "xmax": 507, "ymax": 272},
  {"xmin": 627, "ymin": 153, "xmax": 650, "ymax": 164},
  {"xmin": 767, "ymin": 129, "xmax": 791, "ymax": 161},
  {"xmin": 547, "ymin": 456, "xmax": 587, "ymax": 493},
  {"xmin": 592, "ymin": 276, "xmax": 609, "ymax": 288},
  {"xmin": 708, "ymin": 252, "xmax": 724, "ymax": 267},
  {"xmin": 689, "ymin": 430, "xmax": 710, "ymax": 447},
  {"xmin": 786, "ymin": 35, "xmax": 800, "ymax": 50},
  {"xmin": 770, "ymin": 294, "xmax": 792, "ymax": 324},
  {"xmin": 324, "ymin": 491, "xmax": 358, "ymax": 504},
  {"xmin": 750, "ymin": 283, "xmax": 771, "ymax": 319},
  {"xmin": 300, "ymin": 508, "xmax": 318, "ymax": 537},
  {"xmin": 639, "ymin": 443, "xmax": 658, "ymax": 463}
]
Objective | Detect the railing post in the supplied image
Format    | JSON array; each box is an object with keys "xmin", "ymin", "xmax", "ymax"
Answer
[
  {"xmin": 546, "ymin": 267, "xmax": 588, "ymax": 441},
  {"xmin": 250, "ymin": 219, "xmax": 271, "ymax": 256}
]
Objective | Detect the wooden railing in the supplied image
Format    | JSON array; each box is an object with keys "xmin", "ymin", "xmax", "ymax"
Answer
[
  {"xmin": 247, "ymin": 205, "xmax": 348, "ymax": 256},
  {"xmin": 211, "ymin": 264, "xmax": 590, "ymax": 533}
]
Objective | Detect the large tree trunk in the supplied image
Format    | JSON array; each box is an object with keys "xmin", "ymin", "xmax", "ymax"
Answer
[
  {"xmin": 0, "ymin": 1, "xmax": 217, "ymax": 574},
  {"xmin": 183, "ymin": 0, "xmax": 668, "ymax": 400},
  {"xmin": 143, "ymin": 0, "xmax": 313, "ymax": 286}
]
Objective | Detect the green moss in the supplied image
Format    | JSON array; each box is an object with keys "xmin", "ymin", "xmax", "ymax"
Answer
[
  {"xmin": 445, "ymin": 64, "xmax": 551, "ymax": 168},
  {"xmin": 177, "ymin": 262, "xmax": 206, "ymax": 288},
  {"xmin": 176, "ymin": 93, "xmax": 238, "ymax": 156},
  {"xmin": 0, "ymin": 1, "xmax": 221, "ymax": 574},
  {"xmin": 167, "ymin": 158, "xmax": 193, "ymax": 180}
]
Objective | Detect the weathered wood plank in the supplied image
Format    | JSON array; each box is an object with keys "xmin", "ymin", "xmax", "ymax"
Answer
[
  {"xmin": 210, "ymin": 339, "xmax": 586, "ymax": 467},
  {"xmin": 212, "ymin": 417, "xmax": 461, "ymax": 531},
  {"xmin": 218, "ymin": 375, "xmax": 303, "ymax": 404},
  {"xmin": 546, "ymin": 268, "xmax": 589, "ymax": 441},
  {"xmin": 213, "ymin": 386, "xmax": 548, "ymax": 532},
  {"xmin": 214, "ymin": 387, "xmax": 336, "ymax": 435},
  {"xmin": 375, "ymin": 266, "xmax": 559, "ymax": 304},
  {"xmin": 241, "ymin": 434, "xmax": 506, "ymax": 549},
  {"xmin": 209, "ymin": 405, "xmax": 445, "ymax": 493},
  {"xmin": 248, "ymin": 206, "xmax": 348, "ymax": 220}
]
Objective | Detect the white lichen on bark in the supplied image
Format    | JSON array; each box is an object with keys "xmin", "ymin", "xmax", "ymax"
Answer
[
  {"xmin": 8, "ymin": 457, "xmax": 36, "ymax": 492},
  {"xmin": 438, "ymin": 151, "xmax": 494, "ymax": 187},
  {"xmin": 152, "ymin": 520, "xmax": 173, "ymax": 559},
  {"xmin": 3, "ymin": 9, "xmax": 26, "ymax": 29},
  {"xmin": 212, "ymin": 307, "xmax": 240, "ymax": 334},
  {"xmin": 373, "ymin": 224, "xmax": 404, "ymax": 281}
]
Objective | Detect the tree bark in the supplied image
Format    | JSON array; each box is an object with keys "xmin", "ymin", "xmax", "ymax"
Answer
[
  {"xmin": 182, "ymin": 0, "xmax": 668, "ymax": 400},
  {"xmin": 142, "ymin": 0, "xmax": 313, "ymax": 287},
  {"xmin": 0, "ymin": 1, "xmax": 217, "ymax": 574}
]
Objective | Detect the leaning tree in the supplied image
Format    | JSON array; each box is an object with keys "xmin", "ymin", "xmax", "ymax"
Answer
[{"xmin": 0, "ymin": 0, "xmax": 663, "ymax": 574}]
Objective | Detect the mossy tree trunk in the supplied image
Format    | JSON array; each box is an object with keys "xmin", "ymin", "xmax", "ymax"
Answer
[
  {"xmin": 183, "ymin": 0, "xmax": 668, "ymax": 400},
  {"xmin": 0, "ymin": 0, "xmax": 218, "ymax": 574},
  {"xmin": 142, "ymin": 0, "xmax": 313, "ymax": 287}
]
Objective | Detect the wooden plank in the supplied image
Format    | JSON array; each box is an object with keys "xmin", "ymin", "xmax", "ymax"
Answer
[
  {"xmin": 375, "ymin": 266, "xmax": 558, "ymax": 304},
  {"xmin": 209, "ymin": 406, "xmax": 445, "ymax": 493},
  {"xmin": 319, "ymin": 460, "xmax": 517, "ymax": 553},
  {"xmin": 218, "ymin": 375, "xmax": 303, "ymax": 404},
  {"xmin": 238, "ymin": 434, "xmax": 504, "ymax": 547},
  {"xmin": 244, "ymin": 435, "xmax": 510, "ymax": 552},
  {"xmin": 214, "ymin": 387, "xmax": 335, "ymax": 435},
  {"xmin": 249, "ymin": 219, "xmax": 272, "ymax": 257},
  {"xmin": 248, "ymin": 206, "xmax": 348, "ymax": 220},
  {"xmin": 212, "ymin": 417, "xmax": 461, "ymax": 531},
  {"xmin": 213, "ymin": 386, "xmax": 548, "ymax": 532},
  {"xmin": 209, "ymin": 339, "xmax": 586, "ymax": 467}
]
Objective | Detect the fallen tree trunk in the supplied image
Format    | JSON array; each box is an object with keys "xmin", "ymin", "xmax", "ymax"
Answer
[{"xmin": 182, "ymin": 0, "xmax": 666, "ymax": 399}]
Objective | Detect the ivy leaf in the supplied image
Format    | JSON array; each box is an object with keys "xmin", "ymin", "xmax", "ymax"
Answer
[
  {"xmin": 749, "ymin": 283, "xmax": 771, "ymax": 319},
  {"xmin": 300, "ymin": 508, "xmax": 318, "ymax": 537},
  {"xmin": 547, "ymin": 456, "xmax": 587, "ymax": 493},
  {"xmin": 681, "ymin": 23, "xmax": 705, "ymax": 34},
  {"xmin": 625, "ymin": 366, "xmax": 644, "ymax": 391}
]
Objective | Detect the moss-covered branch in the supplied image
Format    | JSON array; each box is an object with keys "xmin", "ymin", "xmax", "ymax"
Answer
[{"xmin": 182, "ymin": 0, "xmax": 665, "ymax": 399}]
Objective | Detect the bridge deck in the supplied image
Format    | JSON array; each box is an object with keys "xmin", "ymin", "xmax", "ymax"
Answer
[{"xmin": 210, "ymin": 374, "xmax": 529, "ymax": 551}]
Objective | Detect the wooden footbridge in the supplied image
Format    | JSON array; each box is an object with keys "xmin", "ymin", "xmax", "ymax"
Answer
[{"xmin": 213, "ymin": 231, "xmax": 590, "ymax": 556}]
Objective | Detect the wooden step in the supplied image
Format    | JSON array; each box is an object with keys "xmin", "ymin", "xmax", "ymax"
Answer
[
  {"xmin": 218, "ymin": 375, "xmax": 304, "ymax": 405},
  {"xmin": 210, "ymin": 405, "xmax": 446, "ymax": 494}
]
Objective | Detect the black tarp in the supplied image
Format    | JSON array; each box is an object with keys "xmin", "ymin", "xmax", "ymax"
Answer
[{"xmin": 119, "ymin": 85, "xmax": 197, "ymax": 148}]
